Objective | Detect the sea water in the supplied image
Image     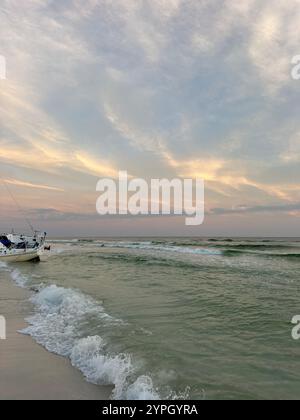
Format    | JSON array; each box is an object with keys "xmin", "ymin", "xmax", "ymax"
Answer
[{"xmin": 1, "ymin": 237, "xmax": 300, "ymax": 400}]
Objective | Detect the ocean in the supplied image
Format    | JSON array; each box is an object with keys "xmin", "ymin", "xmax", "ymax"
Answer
[{"xmin": 1, "ymin": 237, "xmax": 300, "ymax": 400}]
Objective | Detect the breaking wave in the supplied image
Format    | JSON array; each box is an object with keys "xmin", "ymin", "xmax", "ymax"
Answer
[
  {"xmin": 98, "ymin": 241, "xmax": 222, "ymax": 256},
  {"xmin": 223, "ymin": 249, "xmax": 300, "ymax": 259},
  {"xmin": 9, "ymin": 268, "xmax": 29, "ymax": 288},
  {"xmin": 20, "ymin": 285, "xmax": 161, "ymax": 399},
  {"xmin": 0, "ymin": 261, "xmax": 8, "ymax": 270},
  {"xmin": 87, "ymin": 252, "xmax": 210, "ymax": 270}
]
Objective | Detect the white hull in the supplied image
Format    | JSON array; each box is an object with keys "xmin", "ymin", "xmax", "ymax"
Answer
[{"xmin": 0, "ymin": 249, "xmax": 41, "ymax": 262}]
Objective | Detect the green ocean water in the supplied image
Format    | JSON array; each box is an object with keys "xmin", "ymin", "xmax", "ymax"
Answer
[{"xmin": 2, "ymin": 237, "xmax": 300, "ymax": 399}]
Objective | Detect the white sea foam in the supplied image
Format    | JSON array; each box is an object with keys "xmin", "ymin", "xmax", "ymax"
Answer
[
  {"xmin": 126, "ymin": 375, "xmax": 160, "ymax": 400},
  {"xmin": 71, "ymin": 336, "xmax": 159, "ymax": 399},
  {"xmin": 51, "ymin": 239, "xmax": 79, "ymax": 243},
  {"xmin": 22, "ymin": 285, "xmax": 112, "ymax": 355},
  {"xmin": 0, "ymin": 261, "xmax": 8, "ymax": 270},
  {"xmin": 21, "ymin": 284, "xmax": 160, "ymax": 399},
  {"xmin": 4, "ymin": 261, "xmax": 186, "ymax": 399},
  {"xmin": 100, "ymin": 241, "xmax": 221, "ymax": 255},
  {"xmin": 10, "ymin": 269, "xmax": 28, "ymax": 288},
  {"xmin": 5, "ymin": 264, "xmax": 160, "ymax": 399},
  {"xmin": 52, "ymin": 247, "xmax": 69, "ymax": 255}
]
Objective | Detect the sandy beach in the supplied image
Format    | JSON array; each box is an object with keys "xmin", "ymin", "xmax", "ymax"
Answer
[{"xmin": 0, "ymin": 272, "xmax": 112, "ymax": 400}]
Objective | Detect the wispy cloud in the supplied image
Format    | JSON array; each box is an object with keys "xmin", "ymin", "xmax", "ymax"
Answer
[
  {"xmin": 210, "ymin": 202, "xmax": 300, "ymax": 216},
  {"xmin": 3, "ymin": 178, "xmax": 64, "ymax": 192},
  {"xmin": 1, "ymin": 0, "xmax": 299, "ymax": 234}
]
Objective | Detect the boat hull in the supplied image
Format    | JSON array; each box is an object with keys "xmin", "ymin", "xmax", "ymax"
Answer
[{"xmin": 0, "ymin": 249, "xmax": 41, "ymax": 262}]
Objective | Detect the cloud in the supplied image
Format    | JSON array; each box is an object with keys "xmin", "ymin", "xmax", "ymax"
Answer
[
  {"xmin": 75, "ymin": 152, "xmax": 118, "ymax": 178},
  {"xmin": 210, "ymin": 202, "xmax": 300, "ymax": 215},
  {"xmin": 1, "ymin": 0, "xmax": 300, "ymax": 234},
  {"xmin": 3, "ymin": 178, "xmax": 64, "ymax": 192},
  {"xmin": 27, "ymin": 208, "xmax": 96, "ymax": 221}
]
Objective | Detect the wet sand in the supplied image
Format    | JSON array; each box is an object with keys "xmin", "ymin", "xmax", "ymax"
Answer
[{"xmin": 0, "ymin": 272, "xmax": 112, "ymax": 400}]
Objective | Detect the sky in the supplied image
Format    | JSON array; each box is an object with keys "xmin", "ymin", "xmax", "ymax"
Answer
[{"xmin": 0, "ymin": 0, "xmax": 300, "ymax": 237}]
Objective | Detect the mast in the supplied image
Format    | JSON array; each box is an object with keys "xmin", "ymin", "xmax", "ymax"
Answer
[{"xmin": 0, "ymin": 178, "xmax": 35, "ymax": 234}]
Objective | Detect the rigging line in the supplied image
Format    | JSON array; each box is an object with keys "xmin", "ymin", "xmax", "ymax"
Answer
[{"xmin": 0, "ymin": 177, "xmax": 35, "ymax": 234}]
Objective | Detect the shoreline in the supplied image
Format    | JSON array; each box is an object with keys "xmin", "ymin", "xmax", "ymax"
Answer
[{"xmin": 0, "ymin": 271, "xmax": 112, "ymax": 400}]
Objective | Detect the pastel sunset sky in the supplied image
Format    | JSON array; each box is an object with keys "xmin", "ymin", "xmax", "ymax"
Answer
[{"xmin": 0, "ymin": 0, "xmax": 299, "ymax": 236}]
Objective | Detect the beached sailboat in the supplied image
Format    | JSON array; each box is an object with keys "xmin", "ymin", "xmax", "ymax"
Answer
[
  {"xmin": 0, "ymin": 178, "xmax": 48, "ymax": 262},
  {"xmin": 0, "ymin": 232, "xmax": 47, "ymax": 262}
]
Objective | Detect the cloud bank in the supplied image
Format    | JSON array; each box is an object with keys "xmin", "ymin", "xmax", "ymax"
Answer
[{"xmin": 0, "ymin": 0, "xmax": 299, "ymax": 235}]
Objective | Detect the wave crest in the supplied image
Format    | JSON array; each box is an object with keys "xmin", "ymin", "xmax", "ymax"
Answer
[{"xmin": 21, "ymin": 284, "xmax": 160, "ymax": 399}]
